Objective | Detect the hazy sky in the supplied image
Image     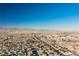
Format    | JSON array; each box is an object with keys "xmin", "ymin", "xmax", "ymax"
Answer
[{"xmin": 0, "ymin": 3, "xmax": 79, "ymax": 30}]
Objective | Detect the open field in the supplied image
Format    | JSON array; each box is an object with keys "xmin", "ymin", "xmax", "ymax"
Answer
[{"xmin": 0, "ymin": 29, "xmax": 79, "ymax": 56}]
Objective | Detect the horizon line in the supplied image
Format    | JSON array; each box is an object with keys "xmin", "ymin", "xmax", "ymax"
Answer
[{"xmin": 0, "ymin": 27, "xmax": 79, "ymax": 32}]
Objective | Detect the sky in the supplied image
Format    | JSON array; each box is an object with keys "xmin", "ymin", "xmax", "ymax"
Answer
[{"xmin": 0, "ymin": 3, "xmax": 79, "ymax": 31}]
